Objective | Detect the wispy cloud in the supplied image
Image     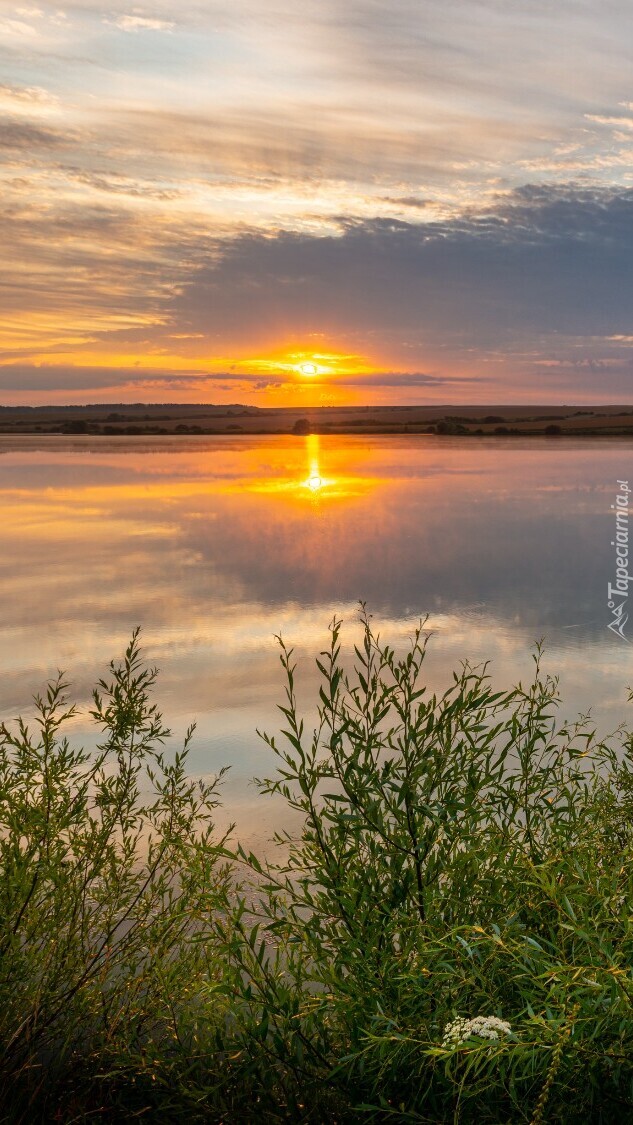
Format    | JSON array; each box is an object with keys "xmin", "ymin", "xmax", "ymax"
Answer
[
  {"xmin": 109, "ymin": 13, "xmax": 174, "ymax": 33},
  {"xmin": 586, "ymin": 113, "xmax": 633, "ymax": 129},
  {"xmin": 0, "ymin": 82, "xmax": 59, "ymax": 109},
  {"xmin": 0, "ymin": 120, "xmax": 72, "ymax": 148}
]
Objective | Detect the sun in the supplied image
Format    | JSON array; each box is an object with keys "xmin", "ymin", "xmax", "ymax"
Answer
[{"xmin": 297, "ymin": 362, "xmax": 318, "ymax": 376}]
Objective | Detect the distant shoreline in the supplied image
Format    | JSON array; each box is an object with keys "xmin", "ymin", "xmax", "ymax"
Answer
[{"xmin": 3, "ymin": 403, "xmax": 633, "ymax": 437}]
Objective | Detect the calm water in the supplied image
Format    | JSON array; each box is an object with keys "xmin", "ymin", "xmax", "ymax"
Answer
[{"xmin": 1, "ymin": 434, "xmax": 632, "ymax": 843}]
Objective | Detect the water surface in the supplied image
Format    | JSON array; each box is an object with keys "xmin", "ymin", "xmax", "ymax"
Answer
[{"xmin": 1, "ymin": 434, "xmax": 631, "ymax": 842}]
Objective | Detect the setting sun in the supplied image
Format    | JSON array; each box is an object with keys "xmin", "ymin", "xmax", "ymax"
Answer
[{"xmin": 298, "ymin": 362, "xmax": 319, "ymax": 376}]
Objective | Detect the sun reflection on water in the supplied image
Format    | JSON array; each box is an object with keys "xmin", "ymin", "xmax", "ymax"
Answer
[{"xmin": 302, "ymin": 434, "xmax": 326, "ymax": 494}]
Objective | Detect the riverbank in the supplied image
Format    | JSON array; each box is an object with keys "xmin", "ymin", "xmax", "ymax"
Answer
[{"xmin": 3, "ymin": 402, "xmax": 633, "ymax": 437}]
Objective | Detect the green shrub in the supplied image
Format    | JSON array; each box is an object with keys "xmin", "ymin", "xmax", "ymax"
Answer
[
  {"xmin": 0, "ymin": 631, "xmax": 231, "ymax": 1122},
  {"xmin": 4, "ymin": 616, "xmax": 633, "ymax": 1122},
  {"xmin": 221, "ymin": 610, "xmax": 633, "ymax": 1122}
]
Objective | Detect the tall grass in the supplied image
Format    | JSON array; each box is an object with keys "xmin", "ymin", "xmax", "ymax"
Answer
[{"xmin": 2, "ymin": 613, "xmax": 633, "ymax": 1121}]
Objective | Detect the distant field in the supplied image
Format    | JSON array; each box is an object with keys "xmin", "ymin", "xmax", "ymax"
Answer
[{"xmin": 2, "ymin": 403, "xmax": 633, "ymax": 436}]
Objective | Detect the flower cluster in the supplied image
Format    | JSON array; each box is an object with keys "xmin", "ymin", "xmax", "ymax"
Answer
[{"xmin": 442, "ymin": 1015, "xmax": 512, "ymax": 1047}]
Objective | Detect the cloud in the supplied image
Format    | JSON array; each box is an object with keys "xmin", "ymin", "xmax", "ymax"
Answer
[
  {"xmin": 110, "ymin": 13, "xmax": 174, "ymax": 32},
  {"xmin": 3, "ymin": 174, "xmax": 633, "ymax": 401},
  {"xmin": 172, "ymin": 183, "xmax": 633, "ymax": 358},
  {"xmin": 0, "ymin": 362, "xmax": 457, "ymax": 394},
  {"xmin": 0, "ymin": 82, "xmax": 58, "ymax": 108},
  {"xmin": 0, "ymin": 120, "xmax": 71, "ymax": 148},
  {"xmin": 65, "ymin": 168, "xmax": 181, "ymax": 200},
  {"xmin": 329, "ymin": 372, "xmax": 464, "ymax": 387},
  {"xmin": 586, "ymin": 114, "xmax": 633, "ymax": 129},
  {"xmin": 0, "ymin": 364, "xmax": 176, "ymax": 392},
  {"xmin": 0, "ymin": 15, "xmax": 40, "ymax": 39}
]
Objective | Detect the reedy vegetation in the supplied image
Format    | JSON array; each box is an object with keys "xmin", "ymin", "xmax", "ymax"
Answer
[{"xmin": 1, "ymin": 614, "xmax": 633, "ymax": 1122}]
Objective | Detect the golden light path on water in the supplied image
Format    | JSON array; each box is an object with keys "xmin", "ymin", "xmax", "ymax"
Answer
[{"xmin": 0, "ymin": 434, "xmax": 631, "ymax": 847}]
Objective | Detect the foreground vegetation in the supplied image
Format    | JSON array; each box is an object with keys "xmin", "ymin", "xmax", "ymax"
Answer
[{"xmin": 2, "ymin": 616, "xmax": 633, "ymax": 1122}]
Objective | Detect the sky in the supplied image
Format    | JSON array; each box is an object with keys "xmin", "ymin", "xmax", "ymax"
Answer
[{"xmin": 1, "ymin": 0, "xmax": 633, "ymax": 405}]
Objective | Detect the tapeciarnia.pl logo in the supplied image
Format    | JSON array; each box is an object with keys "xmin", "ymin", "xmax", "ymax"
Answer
[{"xmin": 607, "ymin": 480, "xmax": 631, "ymax": 641}]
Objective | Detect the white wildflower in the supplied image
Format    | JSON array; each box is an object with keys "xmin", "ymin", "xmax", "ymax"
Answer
[{"xmin": 442, "ymin": 1015, "xmax": 512, "ymax": 1047}]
